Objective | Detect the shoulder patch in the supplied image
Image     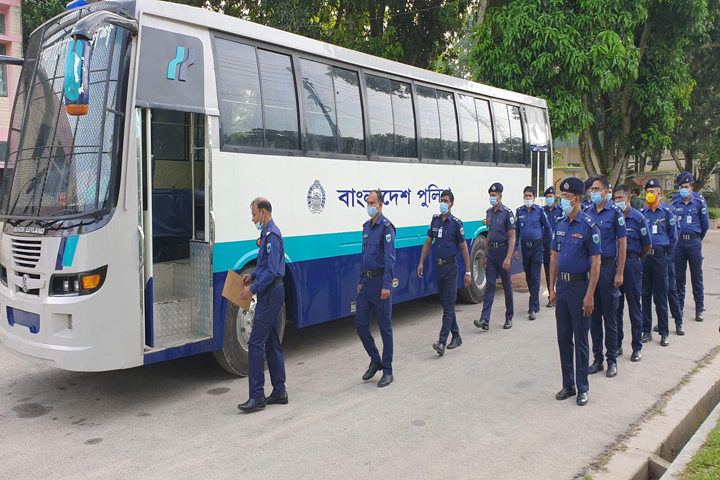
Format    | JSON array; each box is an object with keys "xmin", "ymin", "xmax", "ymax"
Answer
[
  {"xmin": 460, "ymin": 227, "xmax": 464, "ymax": 235},
  {"xmin": 267, "ymin": 243, "xmax": 271, "ymax": 253},
  {"xmin": 641, "ymin": 226, "xmax": 647, "ymax": 236},
  {"xmin": 386, "ymin": 233, "xmax": 391, "ymax": 243},
  {"xmin": 670, "ymin": 217, "xmax": 676, "ymax": 225},
  {"xmin": 702, "ymin": 207, "xmax": 707, "ymax": 215},
  {"xmin": 509, "ymin": 216, "xmax": 515, "ymax": 224},
  {"xmin": 592, "ymin": 233, "xmax": 600, "ymax": 244},
  {"xmin": 618, "ymin": 216, "xmax": 625, "ymax": 226}
]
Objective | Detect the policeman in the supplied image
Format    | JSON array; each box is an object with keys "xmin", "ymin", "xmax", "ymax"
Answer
[
  {"xmin": 582, "ymin": 178, "xmax": 595, "ymax": 210},
  {"xmin": 543, "ymin": 186, "xmax": 564, "ymax": 308},
  {"xmin": 672, "ymin": 172, "xmax": 709, "ymax": 323},
  {"xmin": 585, "ymin": 175, "xmax": 626, "ymax": 378},
  {"xmin": 549, "ymin": 177, "xmax": 602, "ymax": 406},
  {"xmin": 614, "ymin": 185, "xmax": 652, "ymax": 362},
  {"xmin": 356, "ymin": 190, "xmax": 396, "ymax": 388},
  {"xmin": 666, "ymin": 243, "xmax": 683, "ymax": 332},
  {"xmin": 514, "ymin": 186, "xmax": 550, "ymax": 320},
  {"xmin": 238, "ymin": 198, "xmax": 288, "ymax": 413},
  {"xmin": 417, "ymin": 190, "xmax": 472, "ymax": 355},
  {"xmin": 474, "ymin": 183, "xmax": 516, "ymax": 330},
  {"xmin": 641, "ymin": 178, "xmax": 677, "ymax": 346}
]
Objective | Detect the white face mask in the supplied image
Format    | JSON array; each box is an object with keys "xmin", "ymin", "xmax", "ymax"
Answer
[{"xmin": 524, "ymin": 199, "xmax": 534, "ymax": 208}]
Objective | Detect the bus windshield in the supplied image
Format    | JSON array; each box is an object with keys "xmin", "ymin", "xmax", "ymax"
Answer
[{"xmin": 0, "ymin": 3, "xmax": 129, "ymax": 221}]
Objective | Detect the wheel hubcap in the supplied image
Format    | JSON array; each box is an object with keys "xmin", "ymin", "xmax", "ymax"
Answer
[
  {"xmin": 236, "ymin": 295, "xmax": 257, "ymax": 349},
  {"xmin": 474, "ymin": 250, "xmax": 486, "ymax": 289}
]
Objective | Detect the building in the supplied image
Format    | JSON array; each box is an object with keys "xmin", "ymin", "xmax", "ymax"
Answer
[{"xmin": 0, "ymin": 0, "xmax": 21, "ymax": 182}]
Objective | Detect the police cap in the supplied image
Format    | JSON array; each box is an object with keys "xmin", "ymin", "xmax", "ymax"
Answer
[
  {"xmin": 543, "ymin": 186, "xmax": 555, "ymax": 196},
  {"xmin": 489, "ymin": 182, "xmax": 504, "ymax": 193},
  {"xmin": 584, "ymin": 177, "xmax": 595, "ymax": 190},
  {"xmin": 645, "ymin": 177, "xmax": 662, "ymax": 190},
  {"xmin": 561, "ymin": 177, "xmax": 585, "ymax": 196},
  {"xmin": 677, "ymin": 172, "xmax": 694, "ymax": 186}
]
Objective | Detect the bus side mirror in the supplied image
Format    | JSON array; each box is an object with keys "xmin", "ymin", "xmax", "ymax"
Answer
[{"xmin": 64, "ymin": 36, "xmax": 92, "ymax": 116}]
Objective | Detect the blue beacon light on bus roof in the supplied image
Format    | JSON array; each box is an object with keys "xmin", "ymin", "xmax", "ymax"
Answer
[{"xmin": 66, "ymin": 0, "xmax": 102, "ymax": 10}]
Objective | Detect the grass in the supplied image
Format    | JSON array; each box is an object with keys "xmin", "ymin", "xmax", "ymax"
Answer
[
  {"xmin": 707, "ymin": 207, "xmax": 720, "ymax": 220},
  {"xmin": 679, "ymin": 416, "xmax": 720, "ymax": 479}
]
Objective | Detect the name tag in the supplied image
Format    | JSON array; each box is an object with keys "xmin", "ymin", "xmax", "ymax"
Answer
[
  {"xmin": 687, "ymin": 215, "xmax": 692, "ymax": 223},
  {"xmin": 556, "ymin": 231, "xmax": 566, "ymax": 236},
  {"xmin": 652, "ymin": 225, "xmax": 658, "ymax": 234},
  {"xmin": 363, "ymin": 234, "xmax": 369, "ymax": 239},
  {"xmin": 438, "ymin": 228, "xmax": 443, "ymax": 238}
]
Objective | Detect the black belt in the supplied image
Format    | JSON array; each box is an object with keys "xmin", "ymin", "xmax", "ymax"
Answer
[
  {"xmin": 680, "ymin": 233, "xmax": 700, "ymax": 241},
  {"xmin": 488, "ymin": 241, "xmax": 509, "ymax": 248},
  {"xmin": 272, "ymin": 277, "xmax": 284, "ymax": 286},
  {"xmin": 601, "ymin": 257, "xmax": 615, "ymax": 266},
  {"xmin": 558, "ymin": 272, "xmax": 588, "ymax": 282},
  {"xmin": 649, "ymin": 247, "xmax": 667, "ymax": 256},
  {"xmin": 435, "ymin": 257, "xmax": 457, "ymax": 266},
  {"xmin": 363, "ymin": 269, "xmax": 384, "ymax": 278},
  {"xmin": 522, "ymin": 239, "xmax": 542, "ymax": 248},
  {"xmin": 627, "ymin": 252, "xmax": 641, "ymax": 259}
]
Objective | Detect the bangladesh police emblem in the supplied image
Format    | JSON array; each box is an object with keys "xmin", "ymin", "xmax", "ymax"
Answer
[
  {"xmin": 592, "ymin": 233, "xmax": 599, "ymax": 244},
  {"xmin": 510, "ymin": 216, "xmax": 515, "ymax": 224},
  {"xmin": 702, "ymin": 207, "xmax": 707, "ymax": 215},
  {"xmin": 563, "ymin": 182, "xmax": 568, "ymax": 189},
  {"xmin": 641, "ymin": 227, "xmax": 647, "ymax": 235},
  {"xmin": 267, "ymin": 243, "xmax": 271, "ymax": 253},
  {"xmin": 618, "ymin": 216, "xmax": 625, "ymax": 226},
  {"xmin": 670, "ymin": 217, "xmax": 675, "ymax": 225},
  {"xmin": 386, "ymin": 233, "xmax": 391, "ymax": 243},
  {"xmin": 307, "ymin": 180, "xmax": 326, "ymax": 214}
]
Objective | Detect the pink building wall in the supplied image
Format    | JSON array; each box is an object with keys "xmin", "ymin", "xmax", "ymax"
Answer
[{"xmin": 0, "ymin": 0, "xmax": 22, "ymax": 158}]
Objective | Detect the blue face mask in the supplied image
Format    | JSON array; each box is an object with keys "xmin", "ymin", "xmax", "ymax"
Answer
[
  {"xmin": 590, "ymin": 192, "xmax": 604, "ymax": 204},
  {"xmin": 367, "ymin": 206, "xmax": 378, "ymax": 218},
  {"xmin": 680, "ymin": 188, "xmax": 691, "ymax": 198},
  {"xmin": 606, "ymin": 193, "xmax": 612, "ymax": 202},
  {"xmin": 255, "ymin": 213, "xmax": 264, "ymax": 231},
  {"xmin": 615, "ymin": 201, "xmax": 627, "ymax": 211},
  {"xmin": 545, "ymin": 197, "xmax": 554, "ymax": 207},
  {"xmin": 489, "ymin": 196, "xmax": 498, "ymax": 207},
  {"xmin": 439, "ymin": 203, "xmax": 450, "ymax": 215},
  {"xmin": 561, "ymin": 198, "xmax": 574, "ymax": 215}
]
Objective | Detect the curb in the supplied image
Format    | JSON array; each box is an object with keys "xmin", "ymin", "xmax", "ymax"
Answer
[{"xmin": 660, "ymin": 399, "xmax": 720, "ymax": 478}]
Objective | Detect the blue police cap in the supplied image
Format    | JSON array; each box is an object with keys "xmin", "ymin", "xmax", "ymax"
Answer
[
  {"xmin": 544, "ymin": 186, "xmax": 555, "ymax": 196},
  {"xmin": 645, "ymin": 177, "xmax": 662, "ymax": 190},
  {"xmin": 608, "ymin": 182, "xmax": 613, "ymax": 190},
  {"xmin": 677, "ymin": 172, "xmax": 694, "ymax": 186},
  {"xmin": 561, "ymin": 177, "xmax": 585, "ymax": 196},
  {"xmin": 488, "ymin": 182, "xmax": 504, "ymax": 193},
  {"xmin": 584, "ymin": 177, "xmax": 595, "ymax": 190}
]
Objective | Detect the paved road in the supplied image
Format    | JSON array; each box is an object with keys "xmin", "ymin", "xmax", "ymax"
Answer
[{"xmin": 2, "ymin": 233, "xmax": 720, "ymax": 480}]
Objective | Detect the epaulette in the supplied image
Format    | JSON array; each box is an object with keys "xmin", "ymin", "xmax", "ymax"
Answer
[
  {"xmin": 486, "ymin": 207, "xmax": 493, "ymax": 213},
  {"xmin": 453, "ymin": 216, "xmax": 463, "ymax": 224},
  {"xmin": 611, "ymin": 203, "xmax": 623, "ymax": 213},
  {"xmin": 432, "ymin": 213, "xmax": 440, "ymax": 218},
  {"xmin": 266, "ymin": 230, "xmax": 272, "ymax": 236},
  {"xmin": 502, "ymin": 205, "xmax": 513, "ymax": 213},
  {"xmin": 382, "ymin": 218, "xmax": 393, "ymax": 228}
]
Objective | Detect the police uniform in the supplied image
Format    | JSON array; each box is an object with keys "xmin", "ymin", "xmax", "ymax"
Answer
[
  {"xmin": 552, "ymin": 178, "xmax": 602, "ymax": 401},
  {"xmin": 516, "ymin": 201, "xmax": 550, "ymax": 315},
  {"xmin": 641, "ymin": 178, "xmax": 677, "ymax": 342},
  {"xmin": 542, "ymin": 187, "xmax": 564, "ymax": 306},
  {"xmin": 248, "ymin": 219, "xmax": 287, "ymax": 401},
  {"xmin": 427, "ymin": 213, "xmax": 466, "ymax": 345},
  {"xmin": 356, "ymin": 213, "xmax": 396, "ymax": 379},
  {"xmin": 585, "ymin": 194, "xmax": 626, "ymax": 372},
  {"xmin": 672, "ymin": 172, "xmax": 709, "ymax": 322},
  {"xmin": 616, "ymin": 206, "xmax": 652, "ymax": 358},
  {"xmin": 478, "ymin": 183, "xmax": 515, "ymax": 327},
  {"xmin": 581, "ymin": 178, "xmax": 595, "ymax": 210}
]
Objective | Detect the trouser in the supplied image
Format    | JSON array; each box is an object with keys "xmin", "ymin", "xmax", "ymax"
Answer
[
  {"xmin": 591, "ymin": 263, "xmax": 619, "ymax": 363},
  {"xmin": 556, "ymin": 278, "xmax": 591, "ymax": 394},
  {"xmin": 248, "ymin": 282, "xmax": 287, "ymax": 399},
  {"xmin": 543, "ymin": 241, "xmax": 552, "ymax": 292},
  {"xmin": 355, "ymin": 276, "xmax": 393, "ymax": 375},
  {"xmin": 642, "ymin": 254, "xmax": 669, "ymax": 336},
  {"xmin": 617, "ymin": 257, "xmax": 643, "ymax": 353},
  {"xmin": 667, "ymin": 256, "xmax": 682, "ymax": 323},
  {"xmin": 481, "ymin": 245, "xmax": 514, "ymax": 322},
  {"xmin": 522, "ymin": 241, "xmax": 543, "ymax": 312},
  {"xmin": 436, "ymin": 261, "xmax": 460, "ymax": 344},
  {"xmin": 675, "ymin": 238, "xmax": 704, "ymax": 315}
]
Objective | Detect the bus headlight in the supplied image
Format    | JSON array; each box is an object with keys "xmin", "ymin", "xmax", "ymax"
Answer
[{"xmin": 50, "ymin": 266, "xmax": 107, "ymax": 296}]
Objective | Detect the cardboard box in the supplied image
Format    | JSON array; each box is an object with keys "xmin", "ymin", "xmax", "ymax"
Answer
[{"xmin": 222, "ymin": 269, "xmax": 252, "ymax": 312}]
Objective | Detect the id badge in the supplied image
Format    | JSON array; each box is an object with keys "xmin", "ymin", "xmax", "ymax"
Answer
[
  {"xmin": 652, "ymin": 225, "xmax": 658, "ymax": 234},
  {"xmin": 687, "ymin": 215, "xmax": 692, "ymax": 223},
  {"xmin": 438, "ymin": 227, "xmax": 443, "ymax": 238}
]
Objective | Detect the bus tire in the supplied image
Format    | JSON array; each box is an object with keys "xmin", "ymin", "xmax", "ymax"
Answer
[
  {"xmin": 459, "ymin": 234, "xmax": 487, "ymax": 304},
  {"xmin": 213, "ymin": 265, "xmax": 286, "ymax": 376}
]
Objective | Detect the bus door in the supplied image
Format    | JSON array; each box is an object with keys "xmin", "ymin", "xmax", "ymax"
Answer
[
  {"xmin": 139, "ymin": 107, "xmax": 212, "ymax": 350},
  {"xmin": 525, "ymin": 106, "xmax": 551, "ymax": 199}
]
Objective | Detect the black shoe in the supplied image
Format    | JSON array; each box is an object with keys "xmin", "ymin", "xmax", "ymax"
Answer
[
  {"xmin": 474, "ymin": 319, "xmax": 489, "ymax": 330},
  {"xmin": 446, "ymin": 336, "xmax": 462, "ymax": 349},
  {"xmin": 547, "ymin": 301, "xmax": 553, "ymax": 308},
  {"xmin": 362, "ymin": 362, "xmax": 382, "ymax": 381},
  {"xmin": 266, "ymin": 391, "xmax": 288, "ymax": 405},
  {"xmin": 696, "ymin": 312, "xmax": 704, "ymax": 322},
  {"xmin": 653, "ymin": 325, "xmax": 658, "ymax": 332},
  {"xmin": 555, "ymin": 387, "xmax": 577, "ymax": 400},
  {"xmin": 642, "ymin": 332, "xmax": 653, "ymax": 343},
  {"xmin": 433, "ymin": 341, "xmax": 445, "ymax": 356},
  {"xmin": 676, "ymin": 325, "xmax": 685, "ymax": 336},
  {"xmin": 503, "ymin": 319, "xmax": 513, "ymax": 329},
  {"xmin": 377, "ymin": 374, "xmax": 393, "ymax": 388},
  {"xmin": 238, "ymin": 397, "xmax": 267, "ymax": 412},
  {"xmin": 606, "ymin": 362, "xmax": 617, "ymax": 378},
  {"xmin": 617, "ymin": 347, "xmax": 624, "ymax": 356},
  {"xmin": 661, "ymin": 335, "xmax": 669, "ymax": 347},
  {"xmin": 528, "ymin": 311, "xmax": 537, "ymax": 321},
  {"xmin": 577, "ymin": 392, "xmax": 588, "ymax": 406},
  {"xmin": 588, "ymin": 359, "xmax": 604, "ymax": 374},
  {"xmin": 631, "ymin": 350, "xmax": 642, "ymax": 362}
]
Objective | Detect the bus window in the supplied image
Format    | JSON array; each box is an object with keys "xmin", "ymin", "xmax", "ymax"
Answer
[
  {"xmin": 416, "ymin": 85, "xmax": 441, "ymax": 160},
  {"xmin": 508, "ymin": 105, "xmax": 525, "ymax": 164},
  {"xmin": 390, "ymin": 80, "xmax": 416, "ymax": 158},
  {"xmin": 257, "ymin": 50, "xmax": 300, "ymax": 150},
  {"xmin": 333, "ymin": 67, "xmax": 364, "ymax": 155},
  {"xmin": 301, "ymin": 59, "xmax": 337, "ymax": 153},
  {"xmin": 493, "ymin": 102, "xmax": 523, "ymax": 164},
  {"xmin": 458, "ymin": 94, "xmax": 479, "ymax": 162},
  {"xmin": 474, "ymin": 99, "xmax": 493, "ymax": 163},
  {"xmin": 437, "ymin": 91, "xmax": 458, "ymax": 160},
  {"xmin": 365, "ymin": 74, "xmax": 394, "ymax": 157}
]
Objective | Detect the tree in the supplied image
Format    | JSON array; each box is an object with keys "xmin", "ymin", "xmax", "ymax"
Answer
[
  {"xmin": 469, "ymin": 0, "xmax": 709, "ymax": 187},
  {"xmin": 21, "ymin": 0, "xmax": 67, "ymax": 47}
]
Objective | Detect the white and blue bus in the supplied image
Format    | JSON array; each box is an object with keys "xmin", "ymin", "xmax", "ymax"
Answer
[{"xmin": 0, "ymin": 0, "xmax": 553, "ymax": 375}]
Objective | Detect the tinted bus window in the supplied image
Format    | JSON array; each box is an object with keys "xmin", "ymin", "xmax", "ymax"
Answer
[
  {"xmin": 458, "ymin": 94, "xmax": 479, "ymax": 162},
  {"xmin": 302, "ymin": 59, "xmax": 337, "ymax": 153},
  {"xmin": 508, "ymin": 105, "xmax": 524, "ymax": 164},
  {"xmin": 476, "ymin": 99, "xmax": 494, "ymax": 162},
  {"xmin": 365, "ymin": 74, "xmax": 394, "ymax": 157},
  {"xmin": 417, "ymin": 85, "xmax": 441, "ymax": 160},
  {"xmin": 333, "ymin": 67, "xmax": 365, "ymax": 155},
  {"xmin": 258, "ymin": 50, "xmax": 300, "ymax": 150},
  {"xmin": 390, "ymin": 80, "xmax": 416, "ymax": 158},
  {"xmin": 437, "ymin": 91, "xmax": 458, "ymax": 160}
]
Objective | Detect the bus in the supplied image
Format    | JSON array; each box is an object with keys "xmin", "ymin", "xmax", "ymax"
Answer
[{"xmin": 0, "ymin": 0, "xmax": 553, "ymax": 376}]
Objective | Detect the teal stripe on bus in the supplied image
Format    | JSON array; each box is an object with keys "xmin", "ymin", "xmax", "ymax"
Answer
[
  {"xmin": 213, "ymin": 220, "xmax": 485, "ymax": 273},
  {"xmin": 62, "ymin": 236, "xmax": 79, "ymax": 268}
]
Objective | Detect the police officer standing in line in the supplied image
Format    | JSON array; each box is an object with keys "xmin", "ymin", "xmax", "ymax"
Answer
[
  {"xmin": 641, "ymin": 178, "xmax": 678, "ymax": 346},
  {"xmin": 474, "ymin": 183, "xmax": 516, "ymax": 330},
  {"xmin": 543, "ymin": 186, "xmax": 564, "ymax": 308},
  {"xmin": 238, "ymin": 198, "xmax": 288, "ymax": 413},
  {"xmin": 417, "ymin": 190, "xmax": 472, "ymax": 355},
  {"xmin": 550, "ymin": 177, "xmax": 602, "ymax": 406},
  {"xmin": 585, "ymin": 175, "xmax": 627, "ymax": 378},
  {"xmin": 672, "ymin": 172, "xmax": 709, "ymax": 323},
  {"xmin": 355, "ymin": 190, "xmax": 396, "ymax": 388},
  {"xmin": 614, "ymin": 185, "xmax": 652, "ymax": 362},
  {"xmin": 582, "ymin": 178, "xmax": 595, "ymax": 210},
  {"xmin": 514, "ymin": 186, "xmax": 550, "ymax": 320}
]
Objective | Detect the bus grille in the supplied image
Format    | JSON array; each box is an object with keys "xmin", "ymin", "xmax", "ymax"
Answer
[{"xmin": 11, "ymin": 239, "xmax": 42, "ymax": 269}]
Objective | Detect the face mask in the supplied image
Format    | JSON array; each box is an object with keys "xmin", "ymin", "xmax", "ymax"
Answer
[
  {"xmin": 524, "ymin": 199, "xmax": 534, "ymax": 208},
  {"xmin": 606, "ymin": 193, "xmax": 612, "ymax": 202},
  {"xmin": 367, "ymin": 206, "xmax": 378, "ymax": 217},
  {"xmin": 680, "ymin": 188, "xmax": 691, "ymax": 198},
  {"xmin": 561, "ymin": 198, "xmax": 574, "ymax": 215},
  {"xmin": 255, "ymin": 213, "xmax": 264, "ymax": 231},
  {"xmin": 489, "ymin": 196, "xmax": 498, "ymax": 207},
  {"xmin": 439, "ymin": 203, "xmax": 450, "ymax": 215},
  {"xmin": 615, "ymin": 201, "xmax": 627, "ymax": 211},
  {"xmin": 646, "ymin": 192, "xmax": 657, "ymax": 204},
  {"xmin": 545, "ymin": 197, "xmax": 554, "ymax": 207},
  {"xmin": 591, "ymin": 192, "xmax": 604, "ymax": 204}
]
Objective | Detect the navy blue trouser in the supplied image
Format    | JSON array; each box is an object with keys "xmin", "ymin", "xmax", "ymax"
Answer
[
  {"xmin": 543, "ymin": 242, "xmax": 552, "ymax": 294},
  {"xmin": 481, "ymin": 245, "xmax": 514, "ymax": 322},
  {"xmin": 591, "ymin": 263, "xmax": 619, "ymax": 363},
  {"xmin": 248, "ymin": 282, "xmax": 287, "ymax": 399},
  {"xmin": 436, "ymin": 261, "xmax": 460, "ymax": 344},
  {"xmin": 355, "ymin": 277, "xmax": 393, "ymax": 375},
  {"xmin": 556, "ymin": 278, "xmax": 591, "ymax": 394},
  {"xmin": 675, "ymin": 238, "xmax": 704, "ymax": 315},
  {"xmin": 522, "ymin": 242, "xmax": 543, "ymax": 312},
  {"xmin": 667, "ymin": 255, "xmax": 682, "ymax": 323},
  {"xmin": 642, "ymin": 254, "xmax": 669, "ymax": 336},
  {"xmin": 617, "ymin": 257, "xmax": 643, "ymax": 353}
]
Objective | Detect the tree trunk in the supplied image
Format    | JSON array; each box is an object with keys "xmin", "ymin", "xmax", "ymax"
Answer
[
  {"xmin": 579, "ymin": 130, "xmax": 600, "ymax": 178},
  {"xmin": 670, "ymin": 150, "xmax": 684, "ymax": 171}
]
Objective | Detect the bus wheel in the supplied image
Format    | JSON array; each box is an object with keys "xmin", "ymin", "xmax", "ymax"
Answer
[
  {"xmin": 459, "ymin": 235, "xmax": 487, "ymax": 304},
  {"xmin": 213, "ymin": 266, "xmax": 287, "ymax": 376}
]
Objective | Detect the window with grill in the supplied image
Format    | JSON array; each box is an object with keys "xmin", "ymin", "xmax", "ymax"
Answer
[
  {"xmin": 0, "ymin": 14, "xmax": 5, "ymax": 35},
  {"xmin": 365, "ymin": 74, "xmax": 417, "ymax": 158},
  {"xmin": 0, "ymin": 43, "xmax": 7, "ymax": 97}
]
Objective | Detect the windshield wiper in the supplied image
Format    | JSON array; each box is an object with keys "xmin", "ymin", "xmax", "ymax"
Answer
[{"xmin": 7, "ymin": 166, "xmax": 49, "ymax": 215}]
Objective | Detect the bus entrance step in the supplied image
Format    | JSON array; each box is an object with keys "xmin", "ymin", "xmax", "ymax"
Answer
[{"xmin": 153, "ymin": 295, "xmax": 194, "ymax": 339}]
